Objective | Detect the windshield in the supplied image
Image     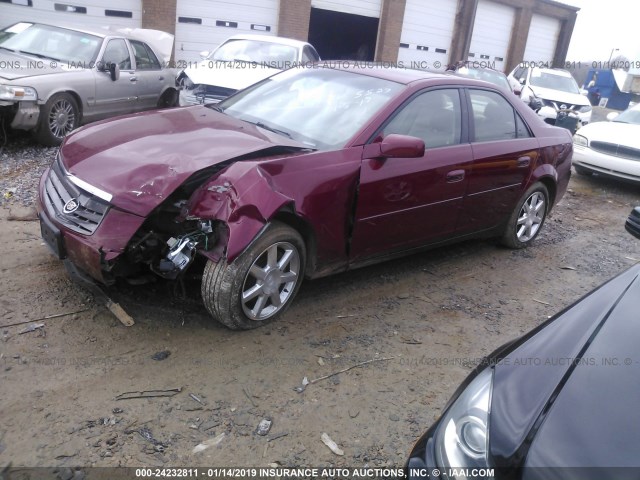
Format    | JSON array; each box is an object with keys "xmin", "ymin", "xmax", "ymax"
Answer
[
  {"xmin": 0, "ymin": 23, "xmax": 101, "ymax": 64},
  {"xmin": 613, "ymin": 105, "xmax": 640, "ymax": 125},
  {"xmin": 529, "ymin": 71, "xmax": 580, "ymax": 94},
  {"xmin": 456, "ymin": 67, "xmax": 511, "ymax": 90},
  {"xmin": 212, "ymin": 39, "xmax": 298, "ymax": 66},
  {"xmin": 216, "ymin": 67, "xmax": 404, "ymax": 150}
]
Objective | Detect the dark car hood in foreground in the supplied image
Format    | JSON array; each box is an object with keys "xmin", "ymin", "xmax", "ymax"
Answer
[
  {"xmin": 489, "ymin": 263, "xmax": 640, "ymax": 474},
  {"xmin": 60, "ymin": 106, "xmax": 308, "ymax": 217}
]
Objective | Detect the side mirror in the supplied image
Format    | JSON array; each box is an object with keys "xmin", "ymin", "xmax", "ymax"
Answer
[
  {"xmin": 109, "ymin": 62, "xmax": 120, "ymax": 81},
  {"xmin": 606, "ymin": 112, "xmax": 619, "ymax": 121},
  {"xmin": 519, "ymin": 77, "xmax": 526, "ymax": 85},
  {"xmin": 199, "ymin": 50, "xmax": 210, "ymax": 59},
  {"xmin": 380, "ymin": 134, "xmax": 425, "ymax": 158},
  {"xmin": 625, "ymin": 206, "xmax": 640, "ymax": 240}
]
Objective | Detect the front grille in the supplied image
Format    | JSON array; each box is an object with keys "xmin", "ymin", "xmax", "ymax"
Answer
[
  {"xmin": 590, "ymin": 141, "xmax": 640, "ymax": 161},
  {"xmin": 43, "ymin": 155, "xmax": 110, "ymax": 235},
  {"xmin": 542, "ymin": 99, "xmax": 580, "ymax": 111}
]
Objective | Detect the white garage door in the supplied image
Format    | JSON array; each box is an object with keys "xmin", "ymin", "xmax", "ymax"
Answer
[
  {"xmin": 397, "ymin": 0, "xmax": 457, "ymax": 70},
  {"xmin": 468, "ymin": 0, "xmax": 515, "ymax": 72},
  {"xmin": 523, "ymin": 14, "xmax": 560, "ymax": 65},
  {"xmin": 311, "ymin": 0, "xmax": 381, "ymax": 18},
  {"xmin": 0, "ymin": 0, "xmax": 141, "ymax": 30},
  {"xmin": 175, "ymin": 0, "xmax": 279, "ymax": 62}
]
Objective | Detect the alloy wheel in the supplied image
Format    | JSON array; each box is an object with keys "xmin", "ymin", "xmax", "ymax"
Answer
[
  {"xmin": 241, "ymin": 241, "xmax": 300, "ymax": 321},
  {"xmin": 516, "ymin": 191, "xmax": 546, "ymax": 242}
]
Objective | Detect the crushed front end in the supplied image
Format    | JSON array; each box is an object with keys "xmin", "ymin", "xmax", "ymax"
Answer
[{"xmin": 37, "ymin": 152, "xmax": 225, "ymax": 286}]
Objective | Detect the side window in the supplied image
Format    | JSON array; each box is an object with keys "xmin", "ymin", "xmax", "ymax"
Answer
[
  {"xmin": 382, "ymin": 89, "xmax": 462, "ymax": 149},
  {"xmin": 130, "ymin": 40, "xmax": 161, "ymax": 70},
  {"xmin": 470, "ymin": 89, "xmax": 528, "ymax": 142},
  {"xmin": 102, "ymin": 38, "xmax": 131, "ymax": 70},
  {"xmin": 302, "ymin": 45, "xmax": 320, "ymax": 62},
  {"xmin": 516, "ymin": 114, "xmax": 531, "ymax": 138},
  {"xmin": 513, "ymin": 66, "xmax": 524, "ymax": 81}
]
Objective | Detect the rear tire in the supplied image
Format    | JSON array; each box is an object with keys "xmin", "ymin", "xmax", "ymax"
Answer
[
  {"xmin": 501, "ymin": 182, "xmax": 549, "ymax": 249},
  {"xmin": 201, "ymin": 221, "xmax": 306, "ymax": 330}
]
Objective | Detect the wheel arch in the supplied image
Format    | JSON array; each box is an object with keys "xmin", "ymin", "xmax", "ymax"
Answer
[
  {"xmin": 530, "ymin": 163, "xmax": 559, "ymax": 210},
  {"xmin": 537, "ymin": 175, "xmax": 557, "ymax": 208},
  {"xmin": 271, "ymin": 206, "xmax": 318, "ymax": 278},
  {"xmin": 43, "ymin": 89, "xmax": 84, "ymax": 122},
  {"xmin": 158, "ymin": 87, "xmax": 178, "ymax": 108}
]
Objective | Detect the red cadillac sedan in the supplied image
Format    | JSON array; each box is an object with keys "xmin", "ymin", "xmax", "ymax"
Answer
[{"xmin": 37, "ymin": 63, "xmax": 573, "ymax": 329}]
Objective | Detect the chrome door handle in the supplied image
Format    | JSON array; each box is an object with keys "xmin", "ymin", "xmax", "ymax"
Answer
[
  {"xmin": 446, "ymin": 170, "xmax": 465, "ymax": 183},
  {"xmin": 517, "ymin": 156, "xmax": 531, "ymax": 167}
]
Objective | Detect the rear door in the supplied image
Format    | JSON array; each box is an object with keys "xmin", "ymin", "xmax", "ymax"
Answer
[
  {"xmin": 350, "ymin": 87, "xmax": 473, "ymax": 261},
  {"xmin": 456, "ymin": 88, "xmax": 539, "ymax": 234}
]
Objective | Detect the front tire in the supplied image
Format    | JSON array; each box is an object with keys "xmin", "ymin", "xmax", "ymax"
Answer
[
  {"xmin": 501, "ymin": 182, "xmax": 549, "ymax": 249},
  {"xmin": 201, "ymin": 221, "xmax": 306, "ymax": 330},
  {"xmin": 157, "ymin": 89, "xmax": 178, "ymax": 108},
  {"xmin": 35, "ymin": 93, "xmax": 79, "ymax": 146}
]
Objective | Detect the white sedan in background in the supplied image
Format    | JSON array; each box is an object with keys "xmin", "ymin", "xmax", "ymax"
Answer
[
  {"xmin": 177, "ymin": 34, "xmax": 320, "ymax": 106},
  {"xmin": 573, "ymin": 103, "xmax": 640, "ymax": 183}
]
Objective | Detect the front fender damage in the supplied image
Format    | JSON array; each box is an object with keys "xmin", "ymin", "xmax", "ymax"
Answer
[
  {"xmin": 185, "ymin": 162, "xmax": 295, "ymax": 264},
  {"xmin": 108, "ymin": 146, "xmax": 309, "ymax": 283}
]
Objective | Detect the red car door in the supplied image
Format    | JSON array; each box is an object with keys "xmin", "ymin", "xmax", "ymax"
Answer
[
  {"xmin": 350, "ymin": 88, "xmax": 473, "ymax": 261},
  {"xmin": 456, "ymin": 88, "xmax": 539, "ymax": 234}
]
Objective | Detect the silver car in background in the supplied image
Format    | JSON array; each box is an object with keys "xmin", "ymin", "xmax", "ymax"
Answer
[{"xmin": 0, "ymin": 22, "xmax": 177, "ymax": 145}]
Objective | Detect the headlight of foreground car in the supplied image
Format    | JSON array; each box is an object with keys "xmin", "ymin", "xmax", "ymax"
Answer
[
  {"xmin": 0, "ymin": 85, "xmax": 38, "ymax": 102},
  {"xmin": 434, "ymin": 368, "xmax": 493, "ymax": 476},
  {"xmin": 578, "ymin": 105, "xmax": 592, "ymax": 113},
  {"xmin": 573, "ymin": 134, "xmax": 588, "ymax": 147}
]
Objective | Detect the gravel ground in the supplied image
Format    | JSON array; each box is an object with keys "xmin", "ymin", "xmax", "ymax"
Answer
[{"xmin": 0, "ymin": 131, "xmax": 57, "ymax": 208}]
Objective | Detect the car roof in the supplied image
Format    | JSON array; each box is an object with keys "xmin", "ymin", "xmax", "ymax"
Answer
[
  {"xmin": 222, "ymin": 34, "xmax": 312, "ymax": 49},
  {"xmin": 5, "ymin": 22, "xmax": 109, "ymax": 38},
  {"xmin": 329, "ymin": 62, "xmax": 491, "ymax": 87}
]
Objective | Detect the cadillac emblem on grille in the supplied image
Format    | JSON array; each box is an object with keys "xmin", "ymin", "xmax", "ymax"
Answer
[{"xmin": 63, "ymin": 198, "xmax": 80, "ymax": 214}]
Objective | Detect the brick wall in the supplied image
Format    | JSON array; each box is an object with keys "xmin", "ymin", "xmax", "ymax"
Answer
[
  {"xmin": 141, "ymin": 0, "xmax": 177, "ymax": 35},
  {"xmin": 375, "ymin": 0, "xmax": 406, "ymax": 62},
  {"xmin": 278, "ymin": 0, "xmax": 312, "ymax": 41}
]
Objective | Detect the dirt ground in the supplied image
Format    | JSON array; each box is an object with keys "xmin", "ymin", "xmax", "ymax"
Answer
[{"xmin": 1, "ymin": 135, "xmax": 640, "ymax": 473}]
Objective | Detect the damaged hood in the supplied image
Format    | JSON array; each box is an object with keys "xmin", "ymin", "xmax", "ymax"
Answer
[
  {"xmin": 60, "ymin": 106, "xmax": 308, "ymax": 217},
  {"xmin": 529, "ymin": 85, "xmax": 590, "ymax": 107},
  {"xmin": 183, "ymin": 61, "xmax": 280, "ymax": 90}
]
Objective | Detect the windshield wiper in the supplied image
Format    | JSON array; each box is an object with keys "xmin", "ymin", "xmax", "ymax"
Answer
[
  {"xmin": 208, "ymin": 104, "xmax": 225, "ymax": 113},
  {"xmin": 248, "ymin": 120, "xmax": 292, "ymax": 139},
  {"xmin": 18, "ymin": 50, "xmax": 61, "ymax": 62},
  {"xmin": 0, "ymin": 46, "xmax": 15, "ymax": 52}
]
